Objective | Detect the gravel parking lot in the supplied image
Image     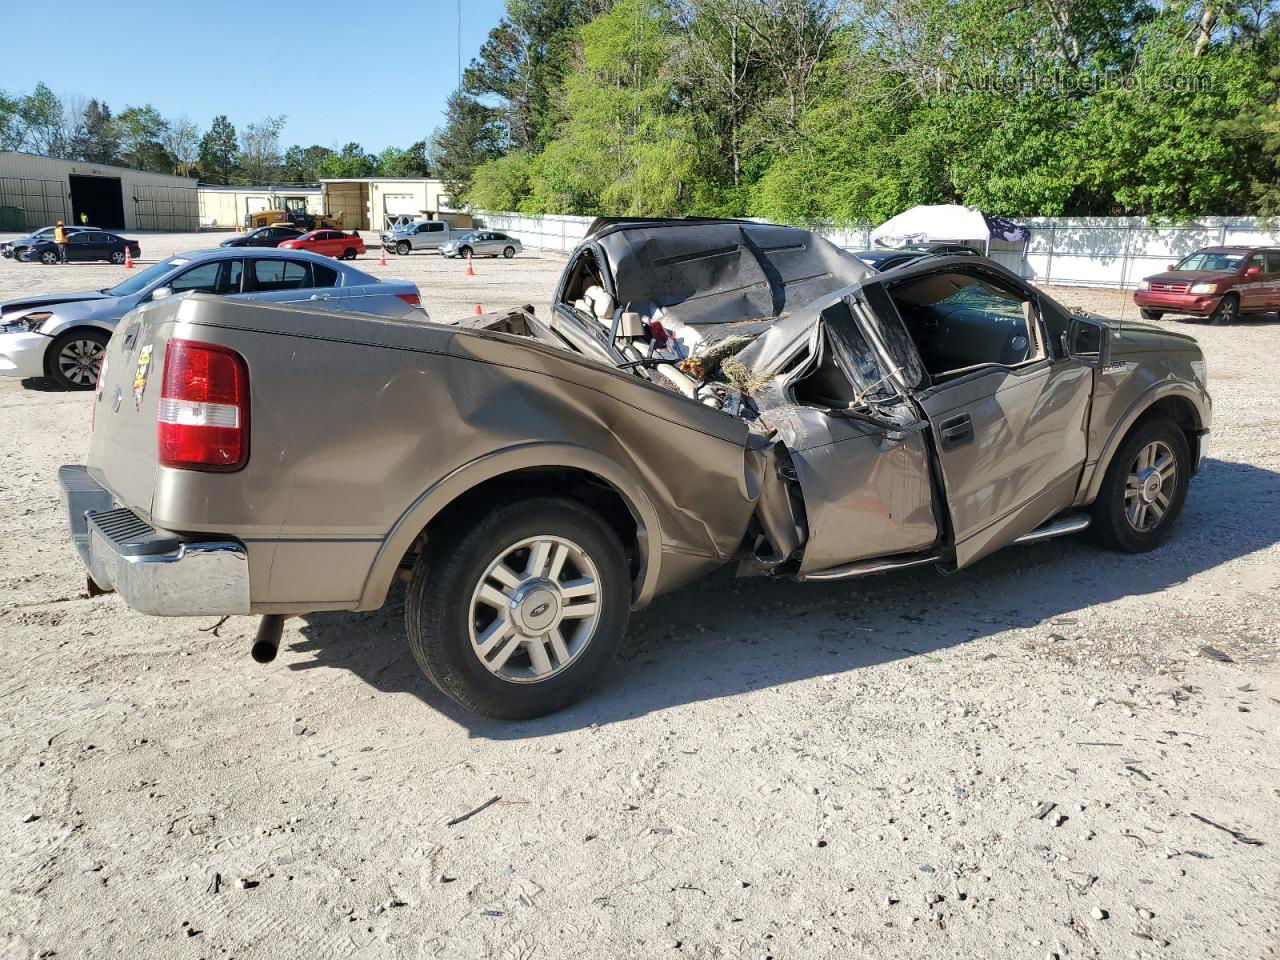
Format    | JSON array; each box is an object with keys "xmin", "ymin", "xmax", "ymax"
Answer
[{"xmin": 1, "ymin": 231, "xmax": 1277, "ymax": 960}]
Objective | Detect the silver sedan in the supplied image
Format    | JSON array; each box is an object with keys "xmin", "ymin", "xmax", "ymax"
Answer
[{"xmin": 439, "ymin": 231, "xmax": 523, "ymax": 259}]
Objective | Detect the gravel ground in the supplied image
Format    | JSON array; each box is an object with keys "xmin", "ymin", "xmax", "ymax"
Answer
[{"xmin": 1, "ymin": 232, "xmax": 1277, "ymax": 960}]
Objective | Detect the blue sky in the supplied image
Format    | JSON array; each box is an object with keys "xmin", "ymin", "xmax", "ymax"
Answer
[{"xmin": 0, "ymin": 0, "xmax": 509, "ymax": 152}]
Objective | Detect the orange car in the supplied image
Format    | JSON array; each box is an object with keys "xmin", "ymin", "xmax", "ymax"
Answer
[{"xmin": 278, "ymin": 229, "xmax": 365, "ymax": 260}]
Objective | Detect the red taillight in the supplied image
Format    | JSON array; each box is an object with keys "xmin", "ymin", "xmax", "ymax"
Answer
[
  {"xmin": 395, "ymin": 292, "xmax": 421, "ymax": 306},
  {"xmin": 157, "ymin": 339, "xmax": 249, "ymax": 471}
]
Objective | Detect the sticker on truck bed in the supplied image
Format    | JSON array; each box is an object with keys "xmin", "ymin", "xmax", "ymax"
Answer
[{"xmin": 133, "ymin": 344, "xmax": 153, "ymax": 409}]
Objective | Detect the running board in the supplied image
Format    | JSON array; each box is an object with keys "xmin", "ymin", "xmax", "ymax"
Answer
[
  {"xmin": 1013, "ymin": 513, "xmax": 1091, "ymax": 545},
  {"xmin": 800, "ymin": 552, "xmax": 941, "ymax": 583}
]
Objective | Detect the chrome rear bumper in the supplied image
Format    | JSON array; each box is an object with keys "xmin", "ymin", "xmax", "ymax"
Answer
[{"xmin": 59, "ymin": 465, "xmax": 250, "ymax": 616}]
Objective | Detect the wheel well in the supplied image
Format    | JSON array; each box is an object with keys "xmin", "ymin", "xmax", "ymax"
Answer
[
  {"xmin": 1132, "ymin": 395, "xmax": 1201, "ymax": 461},
  {"xmin": 401, "ymin": 466, "xmax": 642, "ymax": 588}
]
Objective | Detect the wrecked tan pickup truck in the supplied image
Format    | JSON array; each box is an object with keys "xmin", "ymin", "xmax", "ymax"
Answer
[{"xmin": 60, "ymin": 218, "xmax": 1211, "ymax": 718}]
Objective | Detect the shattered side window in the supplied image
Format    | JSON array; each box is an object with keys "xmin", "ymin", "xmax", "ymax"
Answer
[{"xmin": 819, "ymin": 300, "xmax": 898, "ymax": 403}]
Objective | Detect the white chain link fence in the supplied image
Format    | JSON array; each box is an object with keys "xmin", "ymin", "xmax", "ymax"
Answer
[{"xmin": 477, "ymin": 210, "xmax": 1280, "ymax": 290}]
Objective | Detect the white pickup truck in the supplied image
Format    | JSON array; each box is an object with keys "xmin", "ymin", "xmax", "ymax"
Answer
[{"xmin": 380, "ymin": 220, "xmax": 469, "ymax": 256}]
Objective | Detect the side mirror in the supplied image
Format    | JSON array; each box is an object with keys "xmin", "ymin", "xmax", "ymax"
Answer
[
  {"xmin": 150, "ymin": 287, "xmax": 174, "ymax": 301},
  {"xmin": 1245, "ymin": 266, "xmax": 1262, "ymax": 277},
  {"xmin": 1067, "ymin": 314, "xmax": 1111, "ymax": 369},
  {"xmin": 1167, "ymin": 263, "xmax": 1177, "ymax": 271}
]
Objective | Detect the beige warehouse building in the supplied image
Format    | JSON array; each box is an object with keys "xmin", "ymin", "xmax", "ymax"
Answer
[
  {"xmin": 197, "ymin": 185, "xmax": 324, "ymax": 229},
  {"xmin": 0, "ymin": 150, "xmax": 198, "ymax": 231},
  {"xmin": 320, "ymin": 177, "xmax": 462, "ymax": 231}
]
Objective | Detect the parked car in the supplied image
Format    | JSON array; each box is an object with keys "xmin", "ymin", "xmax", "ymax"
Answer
[
  {"xmin": 1134, "ymin": 246, "xmax": 1280, "ymax": 324},
  {"xmin": 220, "ymin": 225, "xmax": 306, "ymax": 248},
  {"xmin": 19, "ymin": 231, "xmax": 140, "ymax": 266},
  {"xmin": 2, "ymin": 225, "xmax": 96, "ymax": 259},
  {"xmin": 58, "ymin": 218, "xmax": 1210, "ymax": 720},
  {"xmin": 1, "ymin": 248, "xmax": 423, "ymax": 389},
  {"xmin": 380, "ymin": 220, "xmax": 470, "ymax": 255},
  {"xmin": 439, "ymin": 231, "xmax": 522, "ymax": 259},
  {"xmin": 277, "ymin": 229, "xmax": 365, "ymax": 260}
]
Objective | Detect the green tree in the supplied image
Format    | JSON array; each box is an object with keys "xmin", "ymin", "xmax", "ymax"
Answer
[
  {"xmin": 377, "ymin": 141, "xmax": 433, "ymax": 177},
  {"xmin": 518, "ymin": 0, "xmax": 701, "ymax": 215},
  {"xmin": 315, "ymin": 142, "xmax": 378, "ymax": 179},
  {"xmin": 283, "ymin": 144, "xmax": 334, "ymax": 182},
  {"xmin": 238, "ymin": 115, "xmax": 287, "ymax": 182},
  {"xmin": 432, "ymin": 92, "xmax": 508, "ymax": 198},
  {"xmin": 199, "ymin": 115, "xmax": 238, "ymax": 184},
  {"xmin": 116, "ymin": 105, "xmax": 171, "ymax": 172},
  {"xmin": 75, "ymin": 100, "xmax": 120, "ymax": 165}
]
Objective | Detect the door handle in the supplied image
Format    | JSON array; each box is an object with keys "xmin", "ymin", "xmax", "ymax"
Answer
[
  {"xmin": 939, "ymin": 413, "xmax": 974, "ymax": 450},
  {"xmin": 309, "ymin": 293, "xmax": 336, "ymax": 300}
]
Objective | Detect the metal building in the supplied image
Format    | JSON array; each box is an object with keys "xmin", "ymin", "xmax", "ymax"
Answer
[
  {"xmin": 197, "ymin": 185, "xmax": 323, "ymax": 229},
  {"xmin": 0, "ymin": 151, "xmax": 198, "ymax": 232},
  {"xmin": 319, "ymin": 177, "xmax": 461, "ymax": 231}
]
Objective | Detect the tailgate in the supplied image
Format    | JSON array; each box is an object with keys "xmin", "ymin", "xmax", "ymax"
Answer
[{"xmin": 86, "ymin": 298, "xmax": 184, "ymax": 517}]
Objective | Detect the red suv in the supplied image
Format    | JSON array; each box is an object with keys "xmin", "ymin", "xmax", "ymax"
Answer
[
  {"xmin": 278, "ymin": 229, "xmax": 366, "ymax": 260},
  {"xmin": 1134, "ymin": 246, "xmax": 1280, "ymax": 325}
]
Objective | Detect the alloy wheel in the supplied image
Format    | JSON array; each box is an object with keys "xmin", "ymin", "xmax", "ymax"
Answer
[
  {"xmin": 1124, "ymin": 439, "xmax": 1177, "ymax": 532},
  {"xmin": 57, "ymin": 338, "xmax": 105, "ymax": 386},
  {"xmin": 468, "ymin": 534, "xmax": 602, "ymax": 683}
]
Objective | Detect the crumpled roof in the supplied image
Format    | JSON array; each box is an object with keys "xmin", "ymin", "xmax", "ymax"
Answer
[{"xmin": 593, "ymin": 220, "xmax": 873, "ymax": 331}]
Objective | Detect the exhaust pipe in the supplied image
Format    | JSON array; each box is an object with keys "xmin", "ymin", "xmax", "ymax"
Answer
[{"xmin": 251, "ymin": 614, "xmax": 286, "ymax": 664}]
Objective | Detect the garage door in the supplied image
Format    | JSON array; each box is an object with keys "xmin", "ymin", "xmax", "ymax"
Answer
[{"xmin": 384, "ymin": 194, "xmax": 418, "ymax": 216}]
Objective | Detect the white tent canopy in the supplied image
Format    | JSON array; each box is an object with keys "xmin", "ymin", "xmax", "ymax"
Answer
[{"xmin": 870, "ymin": 204, "xmax": 1030, "ymax": 252}]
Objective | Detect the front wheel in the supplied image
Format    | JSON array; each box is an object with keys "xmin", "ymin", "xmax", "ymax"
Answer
[
  {"xmin": 1090, "ymin": 418, "xmax": 1190, "ymax": 552},
  {"xmin": 48, "ymin": 329, "xmax": 109, "ymax": 390},
  {"xmin": 503, "ymin": 246, "xmax": 515, "ymax": 259},
  {"xmin": 396, "ymin": 241, "xmax": 411, "ymax": 256},
  {"xmin": 405, "ymin": 497, "xmax": 631, "ymax": 719},
  {"xmin": 458, "ymin": 246, "xmax": 473, "ymax": 260},
  {"xmin": 1208, "ymin": 294, "xmax": 1238, "ymax": 326},
  {"xmin": 1139, "ymin": 308, "xmax": 1163, "ymax": 321}
]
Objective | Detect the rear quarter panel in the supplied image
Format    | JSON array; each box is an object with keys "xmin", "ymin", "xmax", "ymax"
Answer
[{"xmin": 89, "ymin": 295, "xmax": 756, "ymax": 611}]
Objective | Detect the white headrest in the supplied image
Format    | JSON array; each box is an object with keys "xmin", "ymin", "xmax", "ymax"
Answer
[{"xmin": 583, "ymin": 285, "xmax": 614, "ymax": 321}]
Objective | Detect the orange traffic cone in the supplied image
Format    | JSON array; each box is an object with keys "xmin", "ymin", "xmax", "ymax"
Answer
[
  {"xmin": 474, "ymin": 303, "xmax": 483, "ymax": 315},
  {"xmin": 124, "ymin": 247, "xmax": 134, "ymax": 269},
  {"xmin": 465, "ymin": 251, "xmax": 476, "ymax": 276},
  {"xmin": 379, "ymin": 247, "xmax": 388, "ymax": 267}
]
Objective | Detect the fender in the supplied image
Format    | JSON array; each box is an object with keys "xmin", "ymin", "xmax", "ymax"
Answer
[
  {"xmin": 355, "ymin": 440, "xmax": 665, "ymax": 612},
  {"xmin": 1076, "ymin": 378, "xmax": 1209, "ymax": 506}
]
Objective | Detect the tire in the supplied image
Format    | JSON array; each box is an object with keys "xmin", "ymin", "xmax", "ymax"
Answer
[
  {"xmin": 1090, "ymin": 418, "xmax": 1190, "ymax": 553},
  {"xmin": 405, "ymin": 497, "xmax": 630, "ymax": 720},
  {"xmin": 503, "ymin": 246, "xmax": 516, "ymax": 259},
  {"xmin": 396, "ymin": 241, "xmax": 411, "ymax": 256},
  {"xmin": 1208, "ymin": 293, "xmax": 1239, "ymax": 326},
  {"xmin": 342, "ymin": 248, "xmax": 357, "ymax": 260},
  {"xmin": 40, "ymin": 250, "xmax": 58, "ymax": 265},
  {"xmin": 110, "ymin": 250, "xmax": 126, "ymax": 265},
  {"xmin": 48, "ymin": 329, "xmax": 110, "ymax": 390},
  {"xmin": 1139, "ymin": 309, "xmax": 1163, "ymax": 321},
  {"xmin": 459, "ymin": 246, "xmax": 473, "ymax": 260}
]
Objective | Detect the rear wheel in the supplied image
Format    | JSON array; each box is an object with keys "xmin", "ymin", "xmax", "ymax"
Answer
[
  {"xmin": 1139, "ymin": 308, "xmax": 1163, "ymax": 321},
  {"xmin": 396, "ymin": 241, "xmax": 411, "ymax": 256},
  {"xmin": 40, "ymin": 250, "xmax": 58, "ymax": 265},
  {"xmin": 405, "ymin": 497, "xmax": 630, "ymax": 719},
  {"xmin": 342, "ymin": 247, "xmax": 357, "ymax": 260},
  {"xmin": 1090, "ymin": 418, "xmax": 1190, "ymax": 552},
  {"xmin": 503, "ymin": 246, "xmax": 516, "ymax": 259},
  {"xmin": 48, "ymin": 329, "xmax": 109, "ymax": 390},
  {"xmin": 1208, "ymin": 293, "xmax": 1238, "ymax": 325},
  {"xmin": 110, "ymin": 250, "xmax": 126, "ymax": 264}
]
